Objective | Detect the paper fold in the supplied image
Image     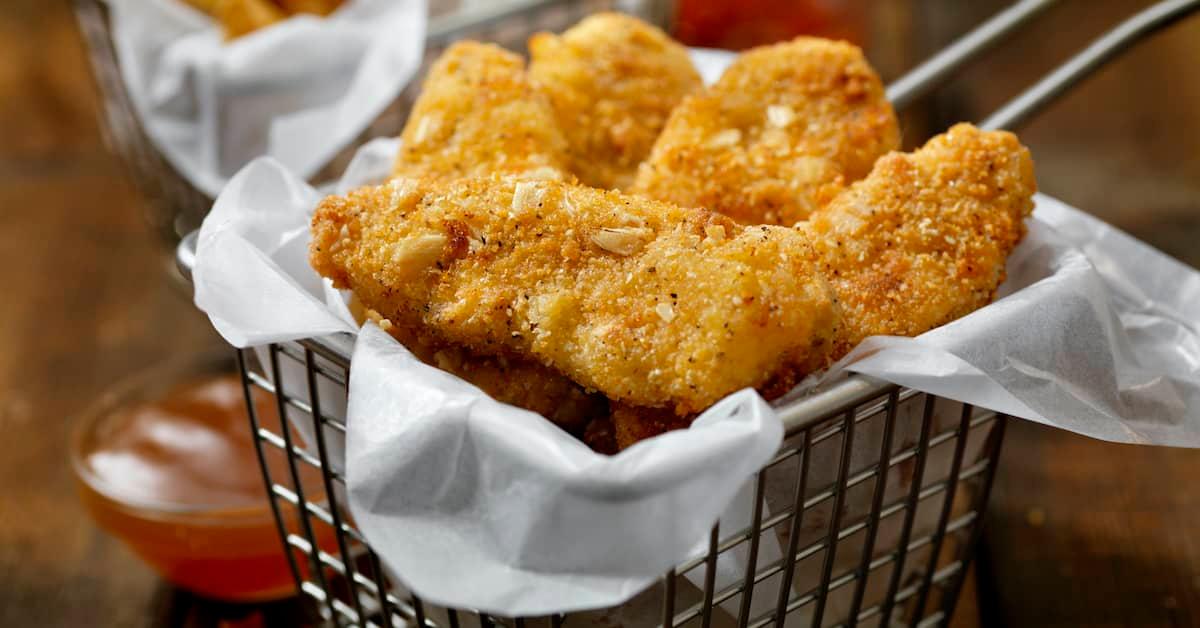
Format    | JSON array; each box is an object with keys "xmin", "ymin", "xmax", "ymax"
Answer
[
  {"xmin": 104, "ymin": 0, "xmax": 426, "ymax": 197},
  {"xmin": 348, "ymin": 324, "xmax": 782, "ymax": 614}
]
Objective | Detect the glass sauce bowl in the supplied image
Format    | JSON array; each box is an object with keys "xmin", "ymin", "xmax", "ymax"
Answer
[{"xmin": 70, "ymin": 351, "xmax": 336, "ymax": 602}]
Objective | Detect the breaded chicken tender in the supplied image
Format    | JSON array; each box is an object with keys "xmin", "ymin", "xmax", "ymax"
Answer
[
  {"xmin": 529, "ymin": 13, "xmax": 702, "ymax": 190},
  {"xmin": 311, "ymin": 177, "xmax": 838, "ymax": 414},
  {"xmin": 386, "ymin": 42, "xmax": 599, "ymax": 436},
  {"xmin": 393, "ymin": 41, "xmax": 571, "ymax": 182},
  {"xmin": 348, "ymin": 298, "xmax": 606, "ymax": 433},
  {"xmin": 607, "ymin": 404, "xmax": 692, "ymax": 451},
  {"xmin": 802, "ymin": 123, "xmax": 1037, "ymax": 359},
  {"xmin": 633, "ymin": 37, "xmax": 899, "ymax": 225}
]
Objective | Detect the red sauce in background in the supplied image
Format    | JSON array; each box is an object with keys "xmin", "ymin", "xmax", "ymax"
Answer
[
  {"xmin": 674, "ymin": 0, "xmax": 867, "ymax": 50},
  {"xmin": 85, "ymin": 376, "xmax": 281, "ymax": 509},
  {"xmin": 77, "ymin": 374, "xmax": 337, "ymax": 601}
]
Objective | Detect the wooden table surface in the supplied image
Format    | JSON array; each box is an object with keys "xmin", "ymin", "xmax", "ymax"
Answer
[{"xmin": 2, "ymin": 1, "xmax": 1198, "ymax": 626}]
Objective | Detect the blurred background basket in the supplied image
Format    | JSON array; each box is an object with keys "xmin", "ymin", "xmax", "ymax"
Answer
[{"xmin": 70, "ymin": 0, "xmax": 675, "ymax": 245}]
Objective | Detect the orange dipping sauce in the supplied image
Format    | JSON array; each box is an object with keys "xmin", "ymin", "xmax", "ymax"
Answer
[
  {"xmin": 73, "ymin": 366, "xmax": 337, "ymax": 601},
  {"xmin": 674, "ymin": 0, "xmax": 867, "ymax": 50}
]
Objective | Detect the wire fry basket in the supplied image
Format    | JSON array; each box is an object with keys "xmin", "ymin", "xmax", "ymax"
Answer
[
  {"xmin": 84, "ymin": 0, "xmax": 1200, "ymax": 625},
  {"xmin": 220, "ymin": 336, "xmax": 1006, "ymax": 628}
]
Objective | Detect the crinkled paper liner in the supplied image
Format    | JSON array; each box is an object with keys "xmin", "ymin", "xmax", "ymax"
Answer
[{"xmin": 104, "ymin": 0, "xmax": 426, "ymax": 196}]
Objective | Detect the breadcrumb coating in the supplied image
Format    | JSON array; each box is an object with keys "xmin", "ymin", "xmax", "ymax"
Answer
[
  {"xmin": 311, "ymin": 176, "xmax": 838, "ymax": 414},
  {"xmin": 802, "ymin": 123, "xmax": 1037, "ymax": 359},
  {"xmin": 393, "ymin": 41, "xmax": 571, "ymax": 182},
  {"xmin": 348, "ymin": 298, "xmax": 606, "ymax": 433},
  {"xmin": 602, "ymin": 124, "xmax": 1036, "ymax": 448},
  {"xmin": 633, "ymin": 37, "xmax": 899, "ymax": 225},
  {"xmin": 608, "ymin": 404, "xmax": 692, "ymax": 451},
  {"xmin": 385, "ymin": 42, "xmax": 590, "ymax": 439},
  {"xmin": 529, "ymin": 12, "xmax": 702, "ymax": 190}
]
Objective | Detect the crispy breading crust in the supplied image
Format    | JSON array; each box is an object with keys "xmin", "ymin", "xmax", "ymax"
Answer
[
  {"xmin": 529, "ymin": 13, "xmax": 702, "ymax": 190},
  {"xmin": 601, "ymin": 125, "xmax": 1036, "ymax": 448},
  {"xmin": 607, "ymin": 404, "xmax": 692, "ymax": 450},
  {"xmin": 633, "ymin": 37, "xmax": 899, "ymax": 225},
  {"xmin": 803, "ymin": 123, "xmax": 1037, "ymax": 359},
  {"xmin": 393, "ymin": 41, "xmax": 571, "ymax": 182},
  {"xmin": 311, "ymin": 176, "xmax": 839, "ymax": 414},
  {"xmin": 386, "ymin": 41, "xmax": 598, "ymax": 436},
  {"xmin": 348, "ymin": 298, "xmax": 607, "ymax": 433}
]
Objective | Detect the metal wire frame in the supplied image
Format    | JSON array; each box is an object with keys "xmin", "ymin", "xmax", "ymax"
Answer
[
  {"xmin": 167, "ymin": 0, "xmax": 1200, "ymax": 626},
  {"xmin": 229, "ymin": 338, "xmax": 1006, "ymax": 628}
]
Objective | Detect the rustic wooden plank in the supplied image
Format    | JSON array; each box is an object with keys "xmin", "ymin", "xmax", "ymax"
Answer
[
  {"xmin": 924, "ymin": 2, "xmax": 1200, "ymax": 627},
  {"xmin": 0, "ymin": 2, "xmax": 222, "ymax": 626}
]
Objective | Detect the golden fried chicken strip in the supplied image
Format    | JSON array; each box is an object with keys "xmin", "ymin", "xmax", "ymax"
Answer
[
  {"xmin": 312, "ymin": 176, "xmax": 838, "ymax": 414},
  {"xmin": 529, "ymin": 12, "xmax": 702, "ymax": 190},
  {"xmin": 606, "ymin": 404, "xmax": 692, "ymax": 450},
  {"xmin": 386, "ymin": 41, "xmax": 599, "ymax": 437},
  {"xmin": 392, "ymin": 41, "xmax": 571, "ymax": 182},
  {"xmin": 633, "ymin": 37, "xmax": 899, "ymax": 225},
  {"xmin": 802, "ymin": 123, "xmax": 1037, "ymax": 360},
  {"xmin": 606, "ymin": 125, "xmax": 1036, "ymax": 449},
  {"xmin": 603, "ymin": 362, "xmax": 813, "ymax": 449},
  {"xmin": 348, "ymin": 298, "xmax": 606, "ymax": 433}
]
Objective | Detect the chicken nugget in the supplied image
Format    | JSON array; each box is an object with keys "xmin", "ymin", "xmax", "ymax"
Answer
[
  {"xmin": 393, "ymin": 41, "xmax": 571, "ymax": 182},
  {"xmin": 802, "ymin": 123, "xmax": 1037, "ymax": 359},
  {"xmin": 214, "ymin": 0, "xmax": 285, "ymax": 39},
  {"xmin": 606, "ymin": 404, "xmax": 692, "ymax": 450},
  {"xmin": 348, "ymin": 298, "xmax": 606, "ymax": 433},
  {"xmin": 386, "ymin": 42, "xmax": 599, "ymax": 438},
  {"xmin": 311, "ymin": 176, "xmax": 839, "ymax": 414},
  {"xmin": 633, "ymin": 37, "xmax": 899, "ymax": 225},
  {"xmin": 529, "ymin": 13, "xmax": 702, "ymax": 190}
]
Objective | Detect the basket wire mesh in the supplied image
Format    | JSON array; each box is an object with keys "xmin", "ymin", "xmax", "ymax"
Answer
[
  {"xmin": 231, "ymin": 338, "xmax": 1006, "ymax": 628},
  {"xmin": 79, "ymin": 0, "xmax": 1200, "ymax": 625}
]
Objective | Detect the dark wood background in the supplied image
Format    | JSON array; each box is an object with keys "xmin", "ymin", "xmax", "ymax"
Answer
[{"xmin": 1, "ymin": 0, "xmax": 1198, "ymax": 626}]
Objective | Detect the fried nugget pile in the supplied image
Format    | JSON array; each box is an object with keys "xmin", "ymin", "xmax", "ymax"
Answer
[
  {"xmin": 309, "ymin": 13, "xmax": 1038, "ymax": 452},
  {"xmin": 182, "ymin": 0, "xmax": 343, "ymax": 40}
]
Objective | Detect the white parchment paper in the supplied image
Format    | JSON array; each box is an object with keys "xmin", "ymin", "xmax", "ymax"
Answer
[
  {"xmin": 815, "ymin": 200, "xmax": 1200, "ymax": 446},
  {"xmin": 104, "ymin": 0, "xmax": 426, "ymax": 197},
  {"xmin": 190, "ymin": 50, "xmax": 1200, "ymax": 615}
]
